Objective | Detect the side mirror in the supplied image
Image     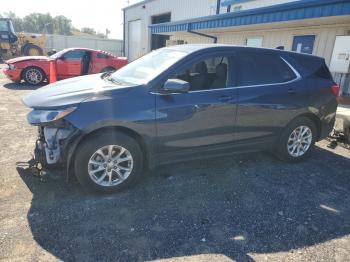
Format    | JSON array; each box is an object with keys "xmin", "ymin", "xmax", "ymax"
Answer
[
  {"xmin": 47, "ymin": 49, "xmax": 57, "ymax": 56},
  {"xmin": 161, "ymin": 79, "xmax": 190, "ymax": 94}
]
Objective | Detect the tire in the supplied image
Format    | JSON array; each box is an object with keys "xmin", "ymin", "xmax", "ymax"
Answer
[
  {"xmin": 101, "ymin": 67, "xmax": 116, "ymax": 73},
  {"xmin": 22, "ymin": 44, "xmax": 43, "ymax": 56},
  {"xmin": 22, "ymin": 67, "xmax": 45, "ymax": 85},
  {"xmin": 74, "ymin": 131, "xmax": 144, "ymax": 193},
  {"xmin": 275, "ymin": 116, "xmax": 317, "ymax": 162}
]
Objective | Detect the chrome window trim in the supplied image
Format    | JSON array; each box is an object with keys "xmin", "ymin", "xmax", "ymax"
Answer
[{"xmin": 152, "ymin": 56, "xmax": 301, "ymax": 95}]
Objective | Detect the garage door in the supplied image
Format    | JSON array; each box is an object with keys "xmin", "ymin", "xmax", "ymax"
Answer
[{"xmin": 128, "ymin": 19, "xmax": 142, "ymax": 61}]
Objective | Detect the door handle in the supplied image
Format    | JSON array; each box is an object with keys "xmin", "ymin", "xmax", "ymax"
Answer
[
  {"xmin": 218, "ymin": 95, "xmax": 233, "ymax": 102},
  {"xmin": 288, "ymin": 88, "xmax": 296, "ymax": 94}
]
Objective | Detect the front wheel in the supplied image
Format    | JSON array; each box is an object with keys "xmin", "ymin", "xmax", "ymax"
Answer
[
  {"xmin": 275, "ymin": 116, "xmax": 317, "ymax": 162},
  {"xmin": 22, "ymin": 67, "xmax": 45, "ymax": 85},
  {"xmin": 74, "ymin": 131, "xmax": 144, "ymax": 193}
]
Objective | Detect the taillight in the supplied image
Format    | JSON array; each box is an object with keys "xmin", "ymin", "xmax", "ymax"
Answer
[{"xmin": 331, "ymin": 84, "xmax": 340, "ymax": 96}]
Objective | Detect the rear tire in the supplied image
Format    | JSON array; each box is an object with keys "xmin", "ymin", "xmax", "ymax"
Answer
[
  {"xmin": 74, "ymin": 131, "xmax": 144, "ymax": 193},
  {"xmin": 275, "ymin": 116, "xmax": 317, "ymax": 162}
]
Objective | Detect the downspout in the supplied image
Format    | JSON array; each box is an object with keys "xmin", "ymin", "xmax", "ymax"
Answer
[
  {"xmin": 123, "ymin": 9, "xmax": 126, "ymax": 57},
  {"xmin": 187, "ymin": 28, "xmax": 218, "ymax": 44},
  {"xmin": 216, "ymin": 0, "xmax": 221, "ymax": 14}
]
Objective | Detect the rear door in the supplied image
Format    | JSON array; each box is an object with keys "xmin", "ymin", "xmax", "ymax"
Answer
[
  {"xmin": 56, "ymin": 50, "xmax": 85, "ymax": 79},
  {"xmin": 235, "ymin": 51, "xmax": 305, "ymax": 145}
]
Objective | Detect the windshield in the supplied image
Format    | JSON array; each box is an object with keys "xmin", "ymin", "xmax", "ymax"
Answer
[
  {"xmin": 111, "ymin": 49, "xmax": 187, "ymax": 85},
  {"xmin": 50, "ymin": 49, "xmax": 67, "ymax": 59},
  {"xmin": 0, "ymin": 21, "xmax": 8, "ymax": 31}
]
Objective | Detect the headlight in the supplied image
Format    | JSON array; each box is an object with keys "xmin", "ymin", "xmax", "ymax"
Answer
[
  {"xmin": 7, "ymin": 64, "xmax": 16, "ymax": 70},
  {"xmin": 27, "ymin": 107, "xmax": 76, "ymax": 125}
]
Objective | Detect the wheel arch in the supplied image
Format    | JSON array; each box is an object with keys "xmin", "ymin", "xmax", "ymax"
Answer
[
  {"xmin": 289, "ymin": 113, "xmax": 322, "ymax": 140},
  {"xmin": 67, "ymin": 125, "xmax": 150, "ymax": 179}
]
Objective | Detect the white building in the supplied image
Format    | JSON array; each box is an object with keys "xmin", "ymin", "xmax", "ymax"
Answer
[{"xmin": 123, "ymin": 0, "xmax": 350, "ymax": 92}]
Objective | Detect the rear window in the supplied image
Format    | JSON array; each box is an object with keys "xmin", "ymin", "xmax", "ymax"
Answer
[
  {"xmin": 291, "ymin": 54, "xmax": 332, "ymax": 80},
  {"xmin": 237, "ymin": 53, "xmax": 297, "ymax": 86}
]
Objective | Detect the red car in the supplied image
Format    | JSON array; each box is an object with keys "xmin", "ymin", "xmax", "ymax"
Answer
[{"xmin": 3, "ymin": 48, "xmax": 128, "ymax": 85}]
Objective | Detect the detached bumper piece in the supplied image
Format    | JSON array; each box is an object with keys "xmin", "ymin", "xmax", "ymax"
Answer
[{"xmin": 30, "ymin": 124, "xmax": 77, "ymax": 181}]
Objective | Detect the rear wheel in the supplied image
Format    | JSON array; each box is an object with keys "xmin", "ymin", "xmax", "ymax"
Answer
[
  {"xmin": 22, "ymin": 67, "xmax": 45, "ymax": 85},
  {"xmin": 22, "ymin": 44, "xmax": 43, "ymax": 56},
  {"xmin": 275, "ymin": 116, "xmax": 317, "ymax": 162},
  {"xmin": 74, "ymin": 131, "xmax": 144, "ymax": 193}
]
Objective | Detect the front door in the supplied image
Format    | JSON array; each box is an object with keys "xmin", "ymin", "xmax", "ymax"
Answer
[
  {"xmin": 56, "ymin": 50, "xmax": 85, "ymax": 79},
  {"xmin": 155, "ymin": 55, "xmax": 237, "ymax": 161}
]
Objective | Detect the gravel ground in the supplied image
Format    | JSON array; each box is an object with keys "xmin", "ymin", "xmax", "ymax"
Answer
[{"xmin": 0, "ymin": 64, "xmax": 350, "ymax": 262}]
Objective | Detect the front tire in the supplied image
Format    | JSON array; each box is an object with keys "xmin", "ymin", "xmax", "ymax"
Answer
[
  {"xmin": 275, "ymin": 116, "xmax": 317, "ymax": 162},
  {"xmin": 22, "ymin": 67, "xmax": 45, "ymax": 85},
  {"xmin": 74, "ymin": 131, "xmax": 143, "ymax": 193}
]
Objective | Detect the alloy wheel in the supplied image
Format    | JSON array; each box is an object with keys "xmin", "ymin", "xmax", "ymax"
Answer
[
  {"xmin": 25, "ymin": 68, "xmax": 43, "ymax": 85},
  {"xmin": 287, "ymin": 125, "xmax": 313, "ymax": 157},
  {"xmin": 88, "ymin": 145, "xmax": 134, "ymax": 187}
]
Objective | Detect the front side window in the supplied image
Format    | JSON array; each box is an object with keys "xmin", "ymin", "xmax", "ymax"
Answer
[
  {"xmin": 62, "ymin": 50, "xmax": 85, "ymax": 60},
  {"xmin": 171, "ymin": 56, "xmax": 230, "ymax": 91},
  {"xmin": 0, "ymin": 21, "xmax": 8, "ymax": 31},
  {"xmin": 237, "ymin": 53, "xmax": 296, "ymax": 86}
]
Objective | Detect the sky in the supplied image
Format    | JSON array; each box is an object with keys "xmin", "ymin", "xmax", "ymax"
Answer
[{"xmin": 2, "ymin": 0, "xmax": 143, "ymax": 39}]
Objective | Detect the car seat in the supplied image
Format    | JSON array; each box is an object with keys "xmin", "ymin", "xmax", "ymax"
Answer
[
  {"xmin": 210, "ymin": 63, "xmax": 227, "ymax": 89},
  {"xmin": 190, "ymin": 62, "xmax": 208, "ymax": 91}
]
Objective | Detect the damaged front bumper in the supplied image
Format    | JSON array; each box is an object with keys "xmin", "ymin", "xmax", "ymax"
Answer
[
  {"xmin": 35, "ymin": 124, "xmax": 80, "ymax": 166},
  {"xmin": 27, "ymin": 107, "xmax": 82, "ymax": 167}
]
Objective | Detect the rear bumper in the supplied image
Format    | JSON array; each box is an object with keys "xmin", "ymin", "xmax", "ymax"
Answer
[{"xmin": 3, "ymin": 68, "xmax": 21, "ymax": 82}]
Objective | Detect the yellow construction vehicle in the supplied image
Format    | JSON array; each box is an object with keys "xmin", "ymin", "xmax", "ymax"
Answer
[{"xmin": 0, "ymin": 18, "xmax": 46, "ymax": 61}]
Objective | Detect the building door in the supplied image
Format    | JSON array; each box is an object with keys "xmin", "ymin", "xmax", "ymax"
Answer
[
  {"xmin": 292, "ymin": 35, "xmax": 315, "ymax": 54},
  {"xmin": 128, "ymin": 19, "xmax": 142, "ymax": 61},
  {"xmin": 151, "ymin": 13, "xmax": 171, "ymax": 50}
]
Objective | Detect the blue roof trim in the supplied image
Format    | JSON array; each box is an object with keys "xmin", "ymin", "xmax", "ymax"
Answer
[{"xmin": 149, "ymin": 0, "xmax": 350, "ymax": 34}]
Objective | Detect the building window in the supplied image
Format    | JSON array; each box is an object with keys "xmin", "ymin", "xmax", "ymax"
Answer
[{"xmin": 246, "ymin": 37, "xmax": 263, "ymax": 48}]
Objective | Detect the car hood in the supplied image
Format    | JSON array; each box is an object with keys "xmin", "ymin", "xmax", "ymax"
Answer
[
  {"xmin": 22, "ymin": 74, "xmax": 130, "ymax": 109},
  {"xmin": 6, "ymin": 56, "xmax": 50, "ymax": 64}
]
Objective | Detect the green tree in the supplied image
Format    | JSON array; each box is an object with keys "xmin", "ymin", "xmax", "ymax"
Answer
[
  {"xmin": 53, "ymin": 15, "xmax": 72, "ymax": 35},
  {"xmin": 22, "ymin": 13, "xmax": 53, "ymax": 33},
  {"xmin": 81, "ymin": 27, "xmax": 96, "ymax": 35},
  {"xmin": 2, "ymin": 11, "xmax": 23, "ymax": 32}
]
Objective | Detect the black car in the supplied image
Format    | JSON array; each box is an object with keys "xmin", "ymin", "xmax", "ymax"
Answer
[{"xmin": 23, "ymin": 44, "xmax": 339, "ymax": 193}]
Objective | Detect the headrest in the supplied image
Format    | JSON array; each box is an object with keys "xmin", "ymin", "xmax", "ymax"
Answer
[
  {"xmin": 216, "ymin": 63, "xmax": 227, "ymax": 79},
  {"xmin": 195, "ymin": 62, "xmax": 208, "ymax": 74}
]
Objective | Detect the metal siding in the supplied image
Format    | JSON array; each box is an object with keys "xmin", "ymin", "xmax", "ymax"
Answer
[
  {"xmin": 170, "ymin": 24, "xmax": 350, "ymax": 65},
  {"xmin": 45, "ymin": 35, "xmax": 123, "ymax": 56},
  {"xmin": 149, "ymin": 0, "xmax": 350, "ymax": 34},
  {"xmin": 124, "ymin": 0, "xmax": 218, "ymax": 58}
]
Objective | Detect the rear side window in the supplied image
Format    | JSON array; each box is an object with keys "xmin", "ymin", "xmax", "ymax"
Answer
[
  {"xmin": 237, "ymin": 53, "xmax": 297, "ymax": 86},
  {"xmin": 97, "ymin": 53, "xmax": 109, "ymax": 59}
]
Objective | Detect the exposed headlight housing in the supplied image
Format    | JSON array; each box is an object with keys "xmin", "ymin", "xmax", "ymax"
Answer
[
  {"xmin": 7, "ymin": 64, "xmax": 16, "ymax": 70},
  {"xmin": 27, "ymin": 107, "xmax": 76, "ymax": 126}
]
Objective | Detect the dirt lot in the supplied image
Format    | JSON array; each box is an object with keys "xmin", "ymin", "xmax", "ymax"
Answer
[{"xmin": 0, "ymin": 64, "xmax": 350, "ymax": 262}]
